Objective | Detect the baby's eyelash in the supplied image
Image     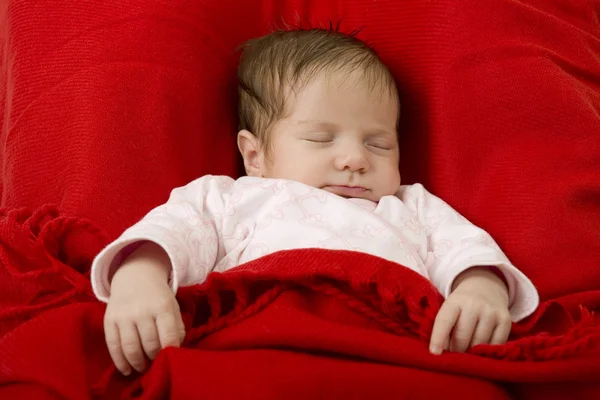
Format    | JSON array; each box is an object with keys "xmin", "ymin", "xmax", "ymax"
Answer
[
  {"xmin": 304, "ymin": 138, "xmax": 333, "ymax": 143},
  {"xmin": 368, "ymin": 143, "xmax": 392, "ymax": 150}
]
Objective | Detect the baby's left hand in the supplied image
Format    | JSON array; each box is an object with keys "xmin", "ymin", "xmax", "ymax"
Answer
[{"xmin": 429, "ymin": 267, "xmax": 512, "ymax": 355}]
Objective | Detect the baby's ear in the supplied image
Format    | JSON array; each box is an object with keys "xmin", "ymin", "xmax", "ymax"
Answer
[{"xmin": 237, "ymin": 130, "xmax": 263, "ymax": 176}]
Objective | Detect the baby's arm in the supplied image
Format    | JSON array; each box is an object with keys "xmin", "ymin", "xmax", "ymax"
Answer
[
  {"xmin": 91, "ymin": 175, "xmax": 234, "ymax": 301},
  {"xmin": 91, "ymin": 175, "xmax": 234, "ymax": 375},
  {"xmin": 398, "ymin": 184, "xmax": 539, "ymax": 353}
]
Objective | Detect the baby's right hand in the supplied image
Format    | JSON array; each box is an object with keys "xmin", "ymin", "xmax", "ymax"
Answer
[{"xmin": 104, "ymin": 245, "xmax": 186, "ymax": 376}]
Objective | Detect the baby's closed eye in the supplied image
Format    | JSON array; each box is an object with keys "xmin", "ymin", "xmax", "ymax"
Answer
[
  {"xmin": 302, "ymin": 133, "xmax": 334, "ymax": 143},
  {"xmin": 367, "ymin": 141, "xmax": 394, "ymax": 150}
]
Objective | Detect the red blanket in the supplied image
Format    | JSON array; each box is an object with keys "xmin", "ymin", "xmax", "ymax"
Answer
[{"xmin": 2, "ymin": 207, "xmax": 600, "ymax": 399}]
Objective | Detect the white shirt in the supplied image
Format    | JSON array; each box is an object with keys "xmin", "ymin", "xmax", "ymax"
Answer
[{"xmin": 91, "ymin": 176, "xmax": 539, "ymax": 321}]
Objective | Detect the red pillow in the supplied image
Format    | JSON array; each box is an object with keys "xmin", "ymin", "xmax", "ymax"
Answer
[
  {"xmin": 1, "ymin": 0, "xmax": 599, "ymax": 302},
  {"xmin": 0, "ymin": 1, "xmax": 240, "ymax": 239}
]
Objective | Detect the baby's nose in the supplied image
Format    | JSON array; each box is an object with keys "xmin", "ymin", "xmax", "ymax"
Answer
[{"xmin": 335, "ymin": 145, "xmax": 369, "ymax": 172}]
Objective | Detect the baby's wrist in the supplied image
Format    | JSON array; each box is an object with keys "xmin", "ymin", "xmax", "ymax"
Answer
[
  {"xmin": 111, "ymin": 242, "xmax": 172, "ymax": 284},
  {"xmin": 451, "ymin": 266, "xmax": 509, "ymax": 294}
]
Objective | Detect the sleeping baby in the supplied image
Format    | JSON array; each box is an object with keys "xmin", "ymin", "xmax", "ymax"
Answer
[{"xmin": 91, "ymin": 28, "xmax": 539, "ymax": 376}]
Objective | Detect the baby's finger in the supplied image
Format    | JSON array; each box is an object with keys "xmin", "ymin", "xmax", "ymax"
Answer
[
  {"xmin": 175, "ymin": 309, "xmax": 187, "ymax": 343},
  {"xmin": 104, "ymin": 322, "xmax": 131, "ymax": 376},
  {"xmin": 469, "ymin": 314, "xmax": 495, "ymax": 347},
  {"xmin": 490, "ymin": 313, "xmax": 512, "ymax": 345},
  {"xmin": 156, "ymin": 311, "xmax": 184, "ymax": 349},
  {"xmin": 450, "ymin": 310, "xmax": 478, "ymax": 353},
  {"xmin": 430, "ymin": 301, "xmax": 460, "ymax": 355},
  {"xmin": 119, "ymin": 322, "xmax": 146, "ymax": 373},
  {"xmin": 137, "ymin": 318, "xmax": 162, "ymax": 360}
]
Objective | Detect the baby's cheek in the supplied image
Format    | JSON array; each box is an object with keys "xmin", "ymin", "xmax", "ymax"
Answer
[
  {"xmin": 299, "ymin": 169, "xmax": 322, "ymax": 187},
  {"xmin": 384, "ymin": 168, "xmax": 402, "ymax": 193}
]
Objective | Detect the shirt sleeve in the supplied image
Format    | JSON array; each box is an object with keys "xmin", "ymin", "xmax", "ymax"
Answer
[
  {"xmin": 400, "ymin": 184, "xmax": 539, "ymax": 321},
  {"xmin": 91, "ymin": 175, "xmax": 234, "ymax": 302}
]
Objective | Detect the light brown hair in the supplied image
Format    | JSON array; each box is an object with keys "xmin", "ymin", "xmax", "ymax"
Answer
[{"xmin": 237, "ymin": 28, "xmax": 399, "ymax": 150}]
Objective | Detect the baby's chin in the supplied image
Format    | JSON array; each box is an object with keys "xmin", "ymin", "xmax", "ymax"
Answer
[
  {"xmin": 371, "ymin": 187, "xmax": 401, "ymax": 202},
  {"xmin": 323, "ymin": 186, "xmax": 392, "ymax": 203}
]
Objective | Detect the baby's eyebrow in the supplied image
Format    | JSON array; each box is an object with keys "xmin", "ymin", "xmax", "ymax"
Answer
[
  {"xmin": 366, "ymin": 129, "xmax": 397, "ymax": 138},
  {"xmin": 294, "ymin": 120, "xmax": 397, "ymax": 137},
  {"xmin": 295, "ymin": 120, "xmax": 340, "ymax": 131}
]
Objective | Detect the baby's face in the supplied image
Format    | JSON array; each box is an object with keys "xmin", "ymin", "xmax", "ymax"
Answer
[{"xmin": 244, "ymin": 73, "xmax": 400, "ymax": 202}]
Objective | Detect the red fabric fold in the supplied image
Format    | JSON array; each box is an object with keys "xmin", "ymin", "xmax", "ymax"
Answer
[
  {"xmin": 0, "ymin": 205, "xmax": 104, "ymax": 338},
  {"xmin": 1, "ymin": 207, "xmax": 600, "ymax": 399}
]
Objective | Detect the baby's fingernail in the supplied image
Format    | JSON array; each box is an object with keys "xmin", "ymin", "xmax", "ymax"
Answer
[
  {"xmin": 430, "ymin": 345, "xmax": 442, "ymax": 355},
  {"xmin": 123, "ymin": 369, "xmax": 131, "ymax": 376}
]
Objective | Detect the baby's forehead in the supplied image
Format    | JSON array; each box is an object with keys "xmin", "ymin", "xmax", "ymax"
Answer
[
  {"xmin": 293, "ymin": 65, "xmax": 396, "ymax": 89},
  {"xmin": 284, "ymin": 69, "xmax": 399, "ymax": 105}
]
